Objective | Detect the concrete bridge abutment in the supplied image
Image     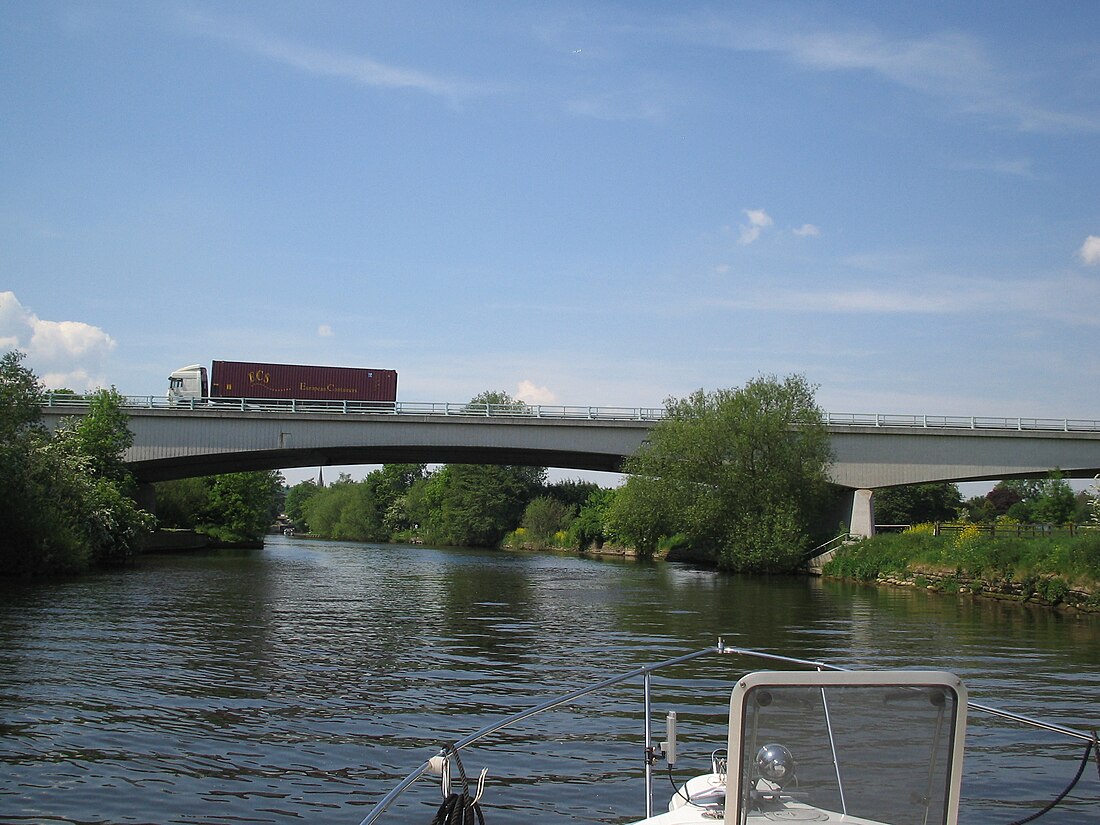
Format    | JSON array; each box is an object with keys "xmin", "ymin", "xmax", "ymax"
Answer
[{"xmin": 848, "ymin": 488, "xmax": 875, "ymax": 538}]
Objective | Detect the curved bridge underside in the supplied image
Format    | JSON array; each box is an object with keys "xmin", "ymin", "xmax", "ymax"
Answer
[{"xmin": 114, "ymin": 409, "xmax": 650, "ymax": 483}]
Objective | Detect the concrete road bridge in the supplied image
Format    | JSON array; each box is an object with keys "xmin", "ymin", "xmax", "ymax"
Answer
[{"xmin": 41, "ymin": 395, "xmax": 1100, "ymax": 536}]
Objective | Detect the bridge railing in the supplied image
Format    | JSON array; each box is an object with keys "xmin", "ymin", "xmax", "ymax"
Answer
[
  {"xmin": 41, "ymin": 393, "xmax": 668, "ymax": 422},
  {"xmin": 823, "ymin": 412, "xmax": 1100, "ymax": 432},
  {"xmin": 39, "ymin": 393, "xmax": 1100, "ymax": 432}
]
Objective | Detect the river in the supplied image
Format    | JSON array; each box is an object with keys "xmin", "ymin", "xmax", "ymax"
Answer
[{"xmin": 1, "ymin": 535, "xmax": 1097, "ymax": 824}]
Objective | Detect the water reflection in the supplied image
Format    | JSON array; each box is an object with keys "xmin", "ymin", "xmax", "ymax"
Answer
[{"xmin": 0, "ymin": 535, "xmax": 1097, "ymax": 824}]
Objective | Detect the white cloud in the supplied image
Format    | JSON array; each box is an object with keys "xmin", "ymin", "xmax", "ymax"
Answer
[
  {"xmin": 955, "ymin": 157, "xmax": 1039, "ymax": 179},
  {"xmin": 515, "ymin": 379, "xmax": 558, "ymax": 405},
  {"xmin": 0, "ymin": 296, "xmax": 34, "ymax": 344},
  {"xmin": 693, "ymin": 18, "xmax": 1100, "ymax": 134},
  {"xmin": 793, "ymin": 223, "xmax": 821, "ymax": 237},
  {"xmin": 1079, "ymin": 235, "xmax": 1100, "ymax": 266},
  {"xmin": 0, "ymin": 292, "xmax": 116, "ymax": 390},
  {"xmin": 31, "ymin": 320, "xmax": 112, "ymax": 360},
  {"xmin": 181, "ymin": 11, "xmax": 493, "ymax": 103},
  {"xmin": 708, "ymin": 273, "xmax": 1100, "ymax": 325},
  {"xmin": 767, "ymin": 287, "xmax": 956, "ymax": 314},
  {"xmin": 565, "ymin": 95, "xmax": 665, "ymax": 121},
  {"xmin": 317, "ymin": 324, "xmax": 335, "ymax": 337},
  {"xmin": 738, "ymin": 208, "xmax": 774, "ymax": 245}
]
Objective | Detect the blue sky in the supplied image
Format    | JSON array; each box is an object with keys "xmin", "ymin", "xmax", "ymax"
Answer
[{"xmin": 3, "ymin": 2, "xmax": 1099, "ymax": 483}]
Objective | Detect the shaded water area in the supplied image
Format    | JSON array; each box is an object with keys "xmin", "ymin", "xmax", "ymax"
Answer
[{"xmin": 1, "ymin": 535, "xmax": 1098, "ymax": 824}]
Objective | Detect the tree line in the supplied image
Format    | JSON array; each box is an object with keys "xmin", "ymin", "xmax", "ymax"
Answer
[
  {"xmin": 278, "ymin": 378, "xmax": 1098, "ymax": 573},
  {"xmin": 872, "ymin": 474, "xmax": 1095, "ymax": 527},
  {"xmin": 9, "ymin": 348, "xmax": 1089, "ymax": 581},
  {"xmin": 278, "ymin": 376, "xmax": 841, "ymax": 573}
]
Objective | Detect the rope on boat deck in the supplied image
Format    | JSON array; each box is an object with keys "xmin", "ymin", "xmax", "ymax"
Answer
[
  {"xmin": 1002, "ymin": 730, "xmax": 1099, "ymax": 825},
  {"xmin": 430, "ymin": 745, "xmax": 486, "ymax": 825}
]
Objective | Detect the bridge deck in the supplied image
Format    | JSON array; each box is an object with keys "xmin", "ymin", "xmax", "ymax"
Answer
[{"xmin": 40, "ymin": 395, "xmax": 1100, "ymax": 488}]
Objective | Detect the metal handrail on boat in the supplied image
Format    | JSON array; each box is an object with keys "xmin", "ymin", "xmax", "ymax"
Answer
[
  {"xmin": 357, "ymin": 645, "xmax": 721, "ymax": 825},
  {"xmin": 355, "ymin": 640, "xmax": 1096, "ymax": 825}
]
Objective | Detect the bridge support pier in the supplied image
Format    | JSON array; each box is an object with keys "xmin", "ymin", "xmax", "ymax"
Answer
[
  {"xmin": 849, "ymin": 489, "xmax": 875, "ymax": 538},
  {"xmin": 135, "ymin": 482, "xmax": 156, "ymax": 517}
]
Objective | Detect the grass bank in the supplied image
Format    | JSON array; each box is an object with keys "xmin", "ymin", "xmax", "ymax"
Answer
[{"xmin": 823, "ymin": 528, "xmax": 1100, "ymax": 612}]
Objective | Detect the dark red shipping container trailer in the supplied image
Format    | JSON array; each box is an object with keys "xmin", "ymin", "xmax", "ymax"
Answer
[{"xmin": 210, "ymin": 360, "xmax": 398, "ymax": 403}]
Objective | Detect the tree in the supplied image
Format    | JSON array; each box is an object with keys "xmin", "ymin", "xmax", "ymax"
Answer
[
  {"xmin": 155, "ymin": 477, "xmax": 212, "ymax": 529},
  {"xmin": 408, "ymin": 392, "xmax": 547, "ymax": 547},
  {"xmin": 202, "ymin": 471, "xmax": 284, "ymax": 543},
  {"xmin": 465, "ymin": 389, "xmax": 525, "ymax": 413},
  {"xmin": 366, "ymin": 464, "xmax": 426, "ymax": 519},
  {"xmin": 963, "ymin": 495, "xmax": 997, "ymax": 524},
  {"xmin": 404, "ymin": 469, "xmax": 438, "ymax": 533},
  {"xmin": 420, "ymin": 462, "xmax": 545, "ymax": 547},
  {"xmin": 284, "ymin": 479, "xmax": 321, "ymax": 532},
  {"xmin": 64, "ymin": 387, "xmax": 135, "ymax": 490},
  {"xmin": 293, "ymin": 465, "xmax": 428, "ymax": 541},
  {"xmin": 520, "ymin": 496, "xmax": 575, "ymax": 542},
  {"xmin": 985, "ymin": 484, "xmax": 1024, "ymax": 517},
  {"xmin": 874, "ymin": 483, "xmax": 962, "ymax": 525},
  {"xmin": 54, "ymin": 386, "xmax": 149, "ymax": 565},
  {"xmin": 611, "ymin": 375, "xmax": 833, "ymax": 572},
  {"xmin": 568, "ymin": 487, "xmax": 616, "ymax": 550},
  {"xmin": 540, "ymin": 479, "xmax": 601, "ymax": 511},
  {"xmin": 1029, "ymin": 473, "xmax": 1077, "ymax": 525},
  {"xmin": 0, "ymin": 352, "xmax": 152, "ymax": 574},
  {"xmin": 367, "ymin": 464, "xmax": 425, "ymax": 536},
  {"xmin": 303, "ymin": 480, "xmax": 387, "ymax": 541},
  {"xmin": 1, "ymin": 427, "xmax": 89, "ymax": 574},
  {"xmin": 0, "ymin": 350, "xmax": 45, "ymax": 441},
  {"xmin": 69, "ymin": 472, "xmax": 152, "ymax": 566},
  {"xmin": 0, "ymin": 352, "xmax": 54, "ymax": 569},
  {"xmin": 1073, "ymin": 490, "xmax": 1093, "ymax": 525},
  {"xmin": 989, "ymin": 472, "xmax": 1081, "ymax": 526},
  {"xmin": 605, "ymin": 475, "xmax": 677, "ymax": 556}
]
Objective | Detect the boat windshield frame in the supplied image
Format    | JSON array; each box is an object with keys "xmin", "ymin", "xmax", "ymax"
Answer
[
  {"xmin": 355, "ymin": 640, "xmax": 1093, "ymax": 825},
  {"xmin": 726, "ymin": 669, "xmax": 967, "ymax": 825}
]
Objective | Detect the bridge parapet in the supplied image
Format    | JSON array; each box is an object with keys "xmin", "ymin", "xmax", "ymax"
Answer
[
  {"xmin": 823, "ymin": 411, "xmax": 1100, "ymax": 433},
  {"xmin": 42, "ymin": 393, "xmax": 667, "ymax": 422},
  {"xmin": 38, "ymin": 395, "xmax": 1100, "ymax": 544},
  {"xmin": 40, "ymin": 393, "xmax": 1100, "ymax": 434}
]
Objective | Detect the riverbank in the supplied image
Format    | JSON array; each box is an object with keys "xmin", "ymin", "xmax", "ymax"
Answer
[
  {"xmin": 509, "ymin": 540, "xmax": 667, "ymax": 561},
  {"xmin": 821, "ymin": 530, "xmax": 1100, "ymax": 614},
  {"xmin": 854, "ymin": 567, "xmax": 1100, "ymax": 613},
  {"xmin": 503, "ymin": 528, "xmax": 1100, "ymax": 616},
  {"xmin": 142, "ymin": 529, "xmax": 263, "ymax": 552}
]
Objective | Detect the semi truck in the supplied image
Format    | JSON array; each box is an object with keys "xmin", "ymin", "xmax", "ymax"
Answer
[{"xmin": 167, "ymin": 360, "xmax": 398, "ymax": 404}]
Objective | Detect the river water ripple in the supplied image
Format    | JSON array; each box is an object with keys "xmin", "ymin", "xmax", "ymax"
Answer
[{"xmin": 1, "ymin": 536, "xmax": 1097, "ymax": 824}]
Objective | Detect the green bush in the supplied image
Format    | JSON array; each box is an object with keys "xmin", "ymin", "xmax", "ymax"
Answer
[
  {"xmin": 1035, "ymin": 577, "xmax": 1070, "ymax": 605},
  {"xmin": 521, "ymin": 496, "xmax": 575, "ymax": 543},
  {"xmin": 822, "ymin": 535, "xmax": 912, "ymax": 580},
  {"xmin": 657, "ymin": 533, "xmax": 691, "ymax": 555}
]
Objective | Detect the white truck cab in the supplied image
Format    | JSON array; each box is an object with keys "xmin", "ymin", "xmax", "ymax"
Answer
[{"xmin": 167, "ymin": 364, "xmax": 208, "ymax": 402}]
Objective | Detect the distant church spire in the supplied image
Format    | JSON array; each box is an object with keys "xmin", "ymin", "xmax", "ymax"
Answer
[{"xmin": 317, "ymin": 467, "xmax": 324, "ymax": 488}]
